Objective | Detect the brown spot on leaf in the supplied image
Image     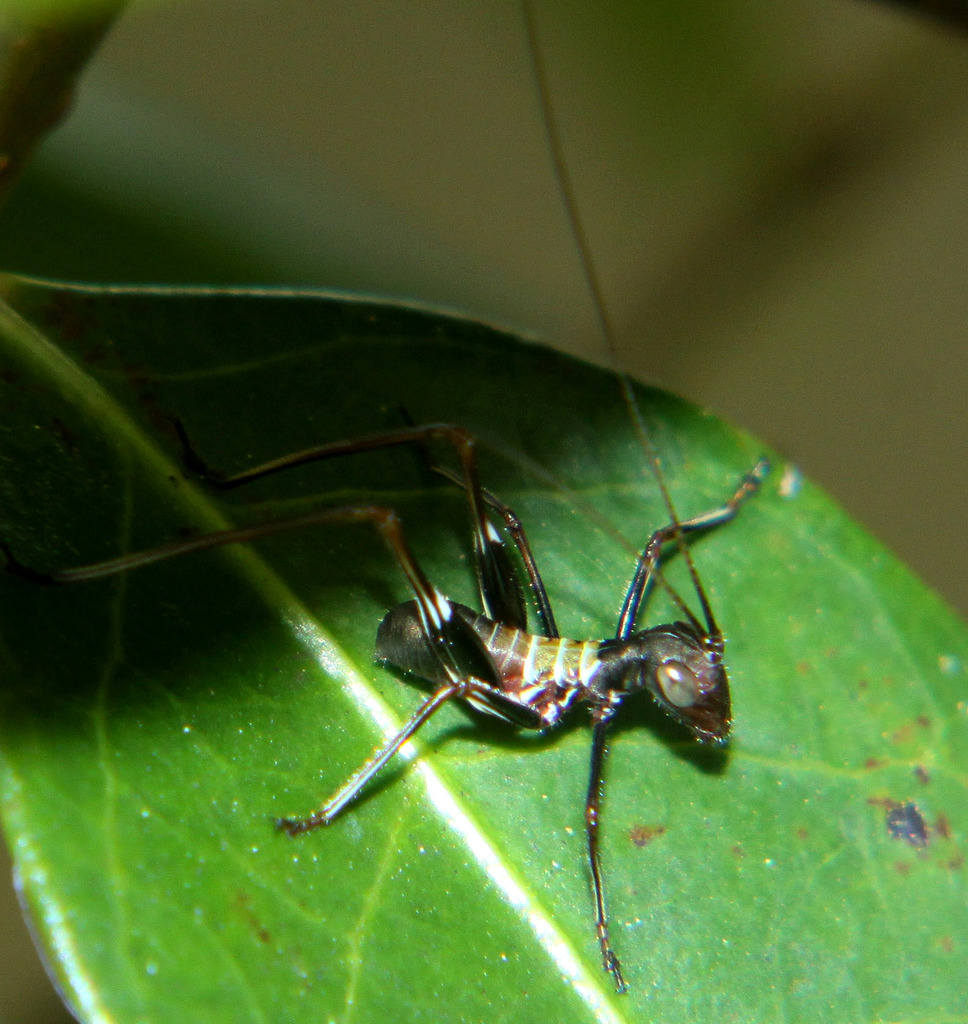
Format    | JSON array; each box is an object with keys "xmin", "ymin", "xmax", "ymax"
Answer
[
  {"xmin": 892, "ymin": 717, "xmax": 932, "ymax": 744},
  {"xmin": 629, "ymin": 824, "xmax": 666, "ymax": 848},
  {"xmin": 914, "ymin": 765, "xmax": 931, "ymax": 785},
  {"xmin": 235, "ymin": 891, "xmax": 271, "ymax": 944},
  {"xmin": 864, "ymin": 757, "xmax": 885, "ymax": 770}
]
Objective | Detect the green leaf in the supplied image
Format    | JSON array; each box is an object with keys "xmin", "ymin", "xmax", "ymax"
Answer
[{"xmin": 0, "ymin": 277, "xmax": 965, "ymax": 1023}]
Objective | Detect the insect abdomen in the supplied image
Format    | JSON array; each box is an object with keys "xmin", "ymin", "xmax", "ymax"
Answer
[
  {"xmin": 468, "ymin": 613, "xmax": 602, "ymax": 690},
  {"xmin": 376, "ymin": 599, "xmax": 602, "ymax": 692},
  {"xmin": 374, "ymin": 599, "xmax": 456, "ymax": 685}
]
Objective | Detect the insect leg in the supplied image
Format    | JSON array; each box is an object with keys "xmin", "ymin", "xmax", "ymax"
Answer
[
  {"xmin": 586, "ymin": 703, "xmax": 627, "ymax": 993},
  {"xmin": 174, "ymin": 419, "xmax": 529, "ymax": 631},
  {"xmin": 277, "ymin": 681, "xmax": 461, "ymax": 834},
  {"xmin": 3, "ymin": 494, "xmax": 510, "ymax": 830},
  {"xmin": 414, "ymin": 458, "xmax": 559, "ymax": 638},
  {"xmin": 4, "ymin": 501, "xmax": 500, "ymax": 684},
  {"xmin": 616, "ymin": 457, "xmax": 770, "ymax": 639},
  {"xmin": 395, "ymin": 407, "xmax": 553, "ymax": 634},
  {"xmin": 0, "ymin": 505, "xmax": 410, "ymax": 585},
  {"xmin": 473, "ymin": 484, "xmax": 558, "ymax": 637}
]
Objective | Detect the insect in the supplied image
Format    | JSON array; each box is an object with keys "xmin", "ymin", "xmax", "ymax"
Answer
[
  {"xmin": 0, "ymin": 4, "xmax": 770, "ymax": 997},
  {"xmin": 3, "ymin": 422, "xmax": 768, "ymax": 994}
]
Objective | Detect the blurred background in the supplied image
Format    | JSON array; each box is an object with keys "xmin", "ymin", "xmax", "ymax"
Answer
[{"xmin": 1, "ymin": 0, "xmax": 966, "ymax": 1019}]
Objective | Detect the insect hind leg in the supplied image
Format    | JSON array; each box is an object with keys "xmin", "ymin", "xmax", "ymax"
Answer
[
  {"xmin": 409, "ymin": 446, "xmax": 560, "ymax": 639},
  {"xmin": 174, "ymin": 418, "xmax": 533, "ymax": 634},
  {"xmin": 2, "ymin": 475, "xmax": 509, "ymax": 830}
]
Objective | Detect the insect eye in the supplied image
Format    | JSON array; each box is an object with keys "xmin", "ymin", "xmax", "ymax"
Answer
[{"xmin": 656, "ymin": 660, "xmax": 701, "ymax": 708}]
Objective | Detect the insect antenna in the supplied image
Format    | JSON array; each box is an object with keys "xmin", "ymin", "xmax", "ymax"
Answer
[{"xmin": 520, "ymin": 1, "xmax": 718, "ymax": 636}]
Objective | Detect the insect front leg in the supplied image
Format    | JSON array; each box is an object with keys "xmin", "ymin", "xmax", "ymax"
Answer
[{"xmin": 616, "ymin": 457, "xmax": 770, "ymax": 639}]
